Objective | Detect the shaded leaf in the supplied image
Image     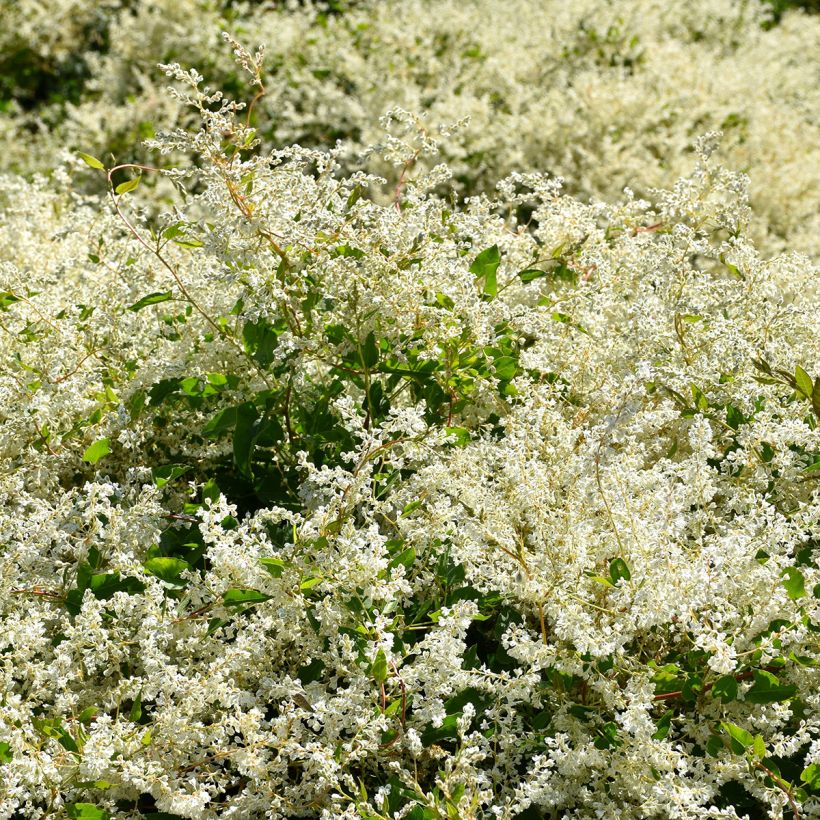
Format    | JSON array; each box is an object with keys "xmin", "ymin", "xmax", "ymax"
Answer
[
  {"xmin": 711, "ymin": 675, "xmax": 738, "ymax": 703},
  {"xmin": 222, "ymin": 588, "xmax": 271, "ymax": 606}
]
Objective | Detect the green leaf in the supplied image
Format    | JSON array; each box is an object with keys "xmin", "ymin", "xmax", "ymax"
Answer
[
  {"xmin": 745, "ymin": 669, "xmax": 797, "ymax": 704},
  {"xmin": 800, "ymin": 763, "xmax": 820, "ymax": 789},
  {"xmin": 333, "ymin": 243, "xmax": 365, "ymax": 259},
  {"xmin": 706, "ymin": 734, "xmax": 724, "ymax": 757},
  {"xmin": 388, "ymin": 547, "xmax": 416, "ymax": 570},
  {"xmin": 795, "ymin": 366, "xmax": 814, "ymax": 399},
  {"xmin": 651, "ymin": 710, "xmax": 673, "ymax": 740},
  {"xmin": 609, "ymin": 557, "xmax": 631, "ymax": 584},
  {"xmin": 444, "ymin": 426, "xmax": 471, "ymax": 447},
  {"xmin": 162, "ymin": 223, "xmax": 184, "ymax": 239},
  {"xmin": 78, "ymin": 707, "xmax": 98, "ymax": 725},
  {"xmin": 202, "ymin": 406, "xmax": 239, "ymax": 438},
  {"xmin": 518, "ymin": 268, "xmax": 548, "ymax": 283},
  {"xmin": 421, "ymin": 713, "xmax": 460, "ymax": 745},
  {"xmin": 722, "ymin": 721, "xmax": 754, "ymax": 754},
  {"xmin": 82, "ymin": 438, "xmax": 110, "ymax": 464},
  {"xmin": 0, "ymin": 741, "xmax": 12, "ymax": 763},
  {"xmin": 78, "ymin": 152, "xmax": 104, "ymax": 170},
  {"xmin": 361, "ymin": 332, "xmax": 379, "ymax": 369},
  {"xmin": 725, "ymin": 404, "xmax": 745, "ymax": 430},
  {"xmin": 0, "ymin": 291, "xmax": 21, "ymax": 311},
  {"xmin": 232, "ymin": 402, "xmax": 260, "ymax": 479},
  {"xmin": 752, "ymin": 734, "xmax": 767, "ymax": 759},
  {"xmin": 128, "ymin": 292, "xmax": 172, "ymax": 312},
  {"xmin": 401, "ymin": 500, "xmax": 423, "ymax": 517},
  {"xmin": 492, "ymin": 356, "xmax": 517, "ymax": 381},
  {"xmin": 813, "ymin": 377, "xmax": 820, "ymax": 418},
  {"xmin": 371, "ymin": 649, "xmax": 388, "ymax": 684},
  {"xmin": 151, "ymin": 463, "xmax": 190, "ymax": 488},
  {"xmin": 222, "ymin": 588, "xmax": 271, "ymax": 606},
  {"xmin": 115, "ymin": 177, "xmax": 140, "ymax": 195},
  {"xmin": 711, "ymin": 675, "xmax": 738, "ymax": 703},
  {"xmin": 259, "ymin": 557, "xmax": 288, "ymax": 578},
  {"xmin": 470, "ymin": 245, "xmax": 500, "ymax": 299},
  {"xmin": 143, "ymin": 557, "xmax": 189, "ymax": 583},
  {"xmin": 129, "ymin": 694, "xmax": 142, "ymax": 723},
  {"xmin": 67, "ymin": 805, "xmax": 110, "ymax": 820},
  {"xmin": 242, "ymin": 318, "xmax": 282, "ymax": 367},
  {"xmin": 782, "ymin": 567, "xmax": 806, "ymax": 600}
]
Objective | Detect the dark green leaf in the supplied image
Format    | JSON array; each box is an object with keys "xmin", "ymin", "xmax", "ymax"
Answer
[
  {"xmin": 242, "ymin": 319, "xmax": 281, "ymax": 367},
  {"xmin": 361, "ymin": 332, "xmax": 379, "ymax": 369},
  {"xmin": 421, "ymin": 713, "xmax": 459, "ymax": 745},
  {"xmin": 388, "ymin": 547, "xmax": 416, "ymax": 570},
  {"xmin": 517, "ymin": 268, "xmax": 548, "ymax": 283},
  {"xmin": 444, "ymin": 426, "xmax": 471, "ymax": 446},
  {"xmin": 609, "ymin": 557, "xmax": 631, "ymax": 584},
  {"xmin": 333, "ymin": 243, "xmax": 365, "ymax": 259},
  {"xmin": 150, "ymin": 463, "xmax": 190, "ymax": 488},
  {"xmin": 202, "ymin": 406, "xmax": 239, "ymax": 438},
  {"xmin": 711, "ymin": 675, "xmax": 738, "ymax": 703},
  {"xmin": 233, "ymin": 402, "xmax": 260, "ymax": 479},
  {"xmin": 725, "ymin": 404, "xmax": 745, "ymax": 430},
  {"xmin": 222, "ymin": 588, "xmax": 271, "ymax": 606},
  {"xmin": 651, "ymin": 710, "xmax": 673, "ymax": 740},
  {"xmin": 0, "ymin": 292, "xmax": 21, "ymax": 311},
  {"xmin": 722, "ymin": 721, "xmax": 754, "ymax": 753},
  {"xmin": 492, "ymin": 356, "xmax": 517, "ymax": 381}
]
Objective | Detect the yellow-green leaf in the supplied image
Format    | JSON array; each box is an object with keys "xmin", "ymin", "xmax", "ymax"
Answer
[
  {"xmin": 795, "ymin": 365, "xmax": 814, "ymax": 399},
  {"xmin": 78, "ymin": 152, "xmax": 105, "ymax": 170},
  {"xmin": 115, "ymin": 177, "xmax": 140, "ymax": 195},
  {"xmin": 82, "ymin": 438, "xmax": 110, "ymax": 464}
]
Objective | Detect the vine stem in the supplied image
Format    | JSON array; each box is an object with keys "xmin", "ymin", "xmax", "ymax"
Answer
[
  {"xmin": 105, "ymin": 163, "xmax": 272, "ymax": 388},
  {"xmin": 754, "ymin": 760, "xmax": 802, "ymax": 820},
  {"xmin": 106, "ymin": 164, "xmax": 225, "ymax": 340}
]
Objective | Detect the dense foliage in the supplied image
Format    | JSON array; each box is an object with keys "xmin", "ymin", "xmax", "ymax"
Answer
[{"xmin": 0, "ymin": 2, "xmax": 818, "ymax": 819}]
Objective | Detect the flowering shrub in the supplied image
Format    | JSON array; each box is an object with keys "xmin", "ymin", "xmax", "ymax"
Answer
[{"xmin": 0, "ymin": 33, "xmax": 818, "ymax": 817}]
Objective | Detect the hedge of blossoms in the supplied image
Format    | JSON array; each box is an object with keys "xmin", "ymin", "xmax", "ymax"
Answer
[
  {"xmin": 0, "ymin": 36, "xmax": 819, "ymax": 818},
  {"xmin": 0, "ymin": 0, "xmax": 819, "ymax": 261}
]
